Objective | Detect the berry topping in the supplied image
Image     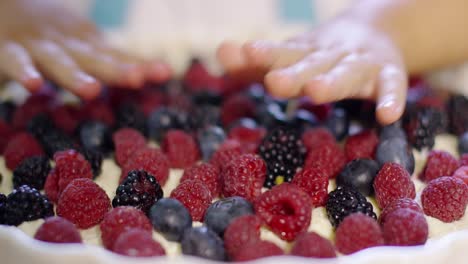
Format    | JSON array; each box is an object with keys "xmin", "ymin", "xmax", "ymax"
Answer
[
  {"xmin": 223, "ymin": 215, "xmax": 261, "ymax": 257},
  {"xmin": 379, "ymin": 123, "xmax": 406, "ymax": 142},
  {"xmin": 459, "ymin": 132, "xmax": 468, "ymax": 155},
  {"xmin": 13, "ymin": 155, "xmax": 50, "ymax": 190},
  {"xmin": 34, "ymin": 216, "xmax": 82, "ymax": 244},
  {"xmin": 81, "ymin": 148, "xmax": 103, "ymax": 178},
  {"xmin": 54, "ymin": 149, "xmax": 93, "ymax": 195},
  {"xmin": 220, "ymin": 93, "xmax": 255, "ymax": 127},
  {"xmin": 404, "ymin": 106, "xmax": 447, "ymax": 150},
  {"xmin": 301, "ymin": 127, "xmax": 336, "ymax": 152},
  {"xmin": 170, "ymin": 179, "xmax": 212, "ymax": 221},
  {"xmin": 290, "ymin": 232, "xmax": 336, "ymax": 258},
  {"xmin": 344, "ymin": 130, "xmax": 379, "ymax": 161},
  {"xmin": 115, "ymin": 103, "xmax": 147, "ymax": 135},
  {"xmin": 232, "ymin": 240, "xmax": 283, "ymax": 261},
  {"xmin": 379, "ymin": 198, "xmax": 422, "ymax": 225},
  {"xmin": 420, "ymin": 150, "xmax": 459, "ymax": 182},
  {"xmin": 305, "ymin": 141, "xmax": 346, "ymax": 179},
  {"xmin": 112, "ymin": 128, "xmax": 146, "ymax": 166},
  {"xmin": 181, "ymin": 226, "xmax": 226, "ymax": 261},
  {"xmin": 376, "ymin": 137, "xmax": 415, "ymax": 174},
  {"xmin": 228, "ymin": 125, "xmax": 266, "ymax": 154},
  {"xmin": 180, "ymin": 163, "xmax": 220, "ymax": 197},
  {"xmin": 453, "ymin": 166, "xmax": 468, "ymax": 185},
  {"xmin": 147, "ymin": 108, "xmax": 182, "ymax": 142},
  {"xmin": 291, "ymin": 166, "xmax": 329, "ymax": 207},
  {"xmin": 197, "ymin": 125, "xmax": 226, "ymax": 161},
  {"xmin": 325, "ymin": 108, "xmax": 349, "ymax": 140},
  {"xmin": 373, "ymin": 163, "xmax": 416, "ymax": 209},
  {"xmin": 76, "ymin": 121, "xmax": 113, "ymax": 155},
  {"xmin": 382, "ymin": 208, "xmax": 428, "ymax": 246},
  {"xmin": 336, "ymin": 159, "xmax": 380, "ymax": 196},
  {"xmin": 4, "ymin": 132, "xmax": 44, "ymax": 170},
  {"xmin": 149, "ymin": 198, "xmax": 192, "ymax": 242},
  {"xmin": 113, "ymin": 228, "xmax": 166, "ymax": 257},
  {"xmin": 161, "ymin": 129, "xmax": 200, "ymax": 168},
  {"xmin": 447, "ymin": 95, "xmax": 468, "ymax": 135},
  {"xmin": 44, "ymin": 169, "xmax": 59, "ymax": 203},
  {"xmin": 121, "ymin": 148, "xmax": 170, "ymax": 185}
]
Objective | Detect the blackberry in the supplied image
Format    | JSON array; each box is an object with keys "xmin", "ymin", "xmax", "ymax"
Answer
[
  {"xmin": 404, "ymin": 106, "xmax": 446, "ymax": 150},
  {"xmin": 0, "ymin": 101, "xmax": 16, "ymax": 123},
  {"xmin": 460, "ymin": 132, "xmax": 468, "ymax": 155},
  {"xmin": 112, "ymin": 170, "xmax": 164, "ymax": 214},
  {"xmin": 13, "ymin": 156, "xmax": 51, "ymax": 190},
  {"xmin": 447, "ymin": 95, "xmax": 468, "ymax": 135},
  {"xmin": 81, "ymin": 148, "xmax": 103, "ymax": 178},
  {"xmin": 76, "ymin": 121, "xmax": 113, "ymax": 155},
  {"xmin": 27, "ymin": 113, "xmax": 55, "ymax": 140},
  {"xmin": 188, "ymin": 104, "xmax": 221, "ymax": 131},
  {"xmin": 39, "ymin": 130, "xmax": 77, "ymax": 158},
  {"xmin": 192, "ymin": 91, "xmax": 222, "ymax": 106},
  {"xmin": 326, "ymin": 186, "xmax": 377, "ymax": 228},
  {"xmin": 115, "ymin": 103, "xmax": 147, "ymax": 135},
  {"xmin": 0, "ymin": 196, "xmax": 22, "ymax": 226},
  {"xmin": 258, "ymin": 127, "xmax": 306, "ymax": 188}
]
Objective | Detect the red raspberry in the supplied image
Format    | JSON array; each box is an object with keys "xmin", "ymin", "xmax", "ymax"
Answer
[
  {"xmin": 100, "ymin": 206, "xmax": 152, "ymax": 249},
  {"xmin": 113, "ymin": 228, "xmax": 166, "ymax": 257},
  {"xmin": 373, "ymin": 163, "xmax": 416, "ymax": 209},
  {"xmin": 121, "ymin": 147, "xmax": 169, "ymax": 185},
  {"xmin": 221, "ymin": 154, "xmax": 266, "ymax": 202},
  {"xmin": 379, "ymin": 198, "xmax": 422, "ymax": 225},
  {"xmin": 210, "ymin": 146, "xmax": 243, "ymax": 172},
  {"xmin": 162, "ymin": 130, "xmax": 200, "ymax": 169},
  {"xmin": 224, "ymin": 215, "xmax": 261, "ymax": 257},
  {"xmin": 344, "ymin": 130, "xmax": 379, "ymax": 161},
  {"xmin": 113, "ymin": 128, "xmax": 146, "ymax": 166},
  {"xmin": 453, "ymin": 166, "xmax": 468, "ymax": 185},
  {"xmin": 459, "ymin": 154, "xmax": 468, "ymax": 167},
  {"xmin": 335, "ymin": 213, "xmax": 384, "ymax": 255},
  {"xmin": 228, "ymin": 126, "xmax": 266, "ymax": 154},
  {"xmin": 291, "ymin": 167, "xmax": 329, "ymax": 207},
  {"xmin": 304, "ymin": 141, "xmax": 346, "ymax": 179},
  {"xmin": 4, "ymin": 132, "xmax": 44, "ymax": 170},
  {"xmin": 301, "ymin": 127, "xmax": 336, "ymax": 152},
  {"xmin": 220, "ymin": 93, "xmax": 255, "ymax": 126},
  {"xmin": 180, "ymin": 163, "xmax": 221, "ymax": 197},
  {"xmin": 54, "ymin": 149, "xmax": 93, "ymax": 195},
  {"xmin": 57, "ymin": 178, "xmax": 111, "ymax": 229},
  {"xmin": 50, "ymin": 104, "xmax": 81, "ymax": 135},
  {"xmin": 217, "ymin": 139, "xmax": 242, "ymax": 153},
  {"xmin": 421, "ymin": 176, "xmax": 468, "ymax": 222},
  {"xmin": 0, "ymin": 120, "xmax": 15, "ymax": 153},
  {"xmin": 170, "ymin": 179, "xmax": 212, "ymax": 221},
  {"xmin": 12, "ymin": 94, "xmax": 52, "ymax": 130},
  {"xmin": 138, "ymin": 89, "xmax": 166, "ymax": 116},
  {"xmin": 183, "ymin": 60, "xmax": 224, "ymax": 93},
  {"xmin": 255, "ymin": 183, "xmax": 312, "ymax": 241},
  {"xmin": 383, "ymin": 208, "xmax": 428, "ymax": 246},
  {"xmin": 82, "ymin": 100, "xmax": 115, "ymax": 126},
  {"xmin": 233, "ymin": 240, "xmax": 283, "ymax": 261},
  {"xmin": 420, "ymin": 150, "xmax": 459, "ymax": 182},
  {"xmin": 290, "ymin": 232, "xmax": 336, "ymax": 258},
  {"xmin": 34, "ymin": 216, "xmax": 82, "ymax": 243},
  {"xmin": 44, "ymin": 169, "xmax": 59, "ymax": 203}
]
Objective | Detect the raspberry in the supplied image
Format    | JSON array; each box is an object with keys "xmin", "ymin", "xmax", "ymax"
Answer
[
  {"xmin": 301, "ymin": 127, "xmax": 336, "ymax": 152},
  {"xmin": 54, "ymin": 149, "xmax": 93, "ymax": 195},
  {"xmin": 255, "ymin": 183, "xmax": 312, "ymax": 241},
  {"xmin": 344, "ymin": 130, "xmax": 379, "ymax": 161},
  {"xmin": 420, "ymin": 150, "xmax": 459, "ymax": 182},
  {"xmin": 220, "ymin": 93, "xmax": 255, "ymax": 126},
  {"xmin": 223, "ymin": 215, "xmax": 261, "ymax": 257},
  {"xmin": 161, "ymin": 129, "xmax": 200, "ymax": 169},
  {"xmin": 335, "ymin": 213, "xmax": 384, "ymax": 255},
  {"xmin": 138, "ymin": 89, "xmax": 166, "ymax": 116},
  {"xmin": 221, "ymin": 154, "xmax": 266, "ymax": 202},
  {"xmin": 0, "ymin": 119, "xmax": 15, "ymax": 153},
  {"xmin": 13, "ymin": 155, "xmax": 50, "ymax": 190},
  {"xmin": 290, "ymin": 232, "xmax": 336, "ymax": 258},
  {"xmin": 453, "ymin": 166, "xmax": 468, "ymax": 185},
  {"xmin": 304, "ymin": 141, "xmax": 346, "ymax": 179},
  {"xmin": 210, "ymin": 147, "xmax": 242, "ymax": 172},
  {"xmin": 460, "ymin": 154, "xmax": 468, "ymax": 167},
  {"xmin": 57, "ymin": 178, "xmax": 111, "ymax": 229},
  {"xmin": 12, "ymin": 94, "xmax": 52, "ymax": 130},
  {"xmin": 100, "ymin": 206, "xmax": 152, "ymax": 249},
  {"xmin": 4, "ymin": 132, "xmax": 44, "ymax": 170},
  {"xmin": 180, "ymin": 163, "xmax": 220, "ymax": 197},
  {"xmin": 379, "ymin": 198, "xmax": 422, "ymax": 225},
  {"xmin": 421, "ymin": 176, "xmax": 468, "ymax": 222},
  {"xmin": 170, "ymin": 179, "xmax": 212, "ymax": 221},
  {"xmin": 383, "ymin": 208, "xmax": 428, "ymax": 246},
  {"xmin": 34, "ymin": 216, "xmax": 82, "ymax": 243},
  {"xmin": 113, "ymin": 228, "xmax": 165, "ymax": 257},
  {"xmin": 50, "ymin": 104, "xmax": 81, "ymax": 135},
  {"xmin": 228, "ymin": 126, "xmax": 266, "ymax": 154},
  {"xmin": 373, "ymin": 163, "xmax": 416, "ymax": 209},
  {"xmin": 291, "ymin": 167, "xmax": 329, "ymax": 207},
  {"xmin": 82, "ymin": 100, "xmax": 115, "ymax": 126},
  {"xmin": 217, "ymin": 139, "xmax": 242, "ymax": 153},
  {"xmin": 44, "ymin": 169, "xmax": 59, "ymax": 203},
  {"xmin": 121, "ymin": 147, "xmax": 169, "ymax": 185},
  {"xmin": 233, "ymin": 240, "xmax": 283, "ymax": 261},
  {"xmin": 112, "ymin": 128, "xmax": 146, "ymax": 166}
]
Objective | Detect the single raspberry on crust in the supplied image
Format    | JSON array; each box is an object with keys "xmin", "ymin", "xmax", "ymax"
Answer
[
  {"xmin": 34, "ymin": 216, "xmax": 82, "ymax": 244},
  {"xmin": 54, "ymin": 149, "xmax": 93, "ymax": 194},
  {"xmin": 290, "ymin": 232, "xmax": 336, "ymax": 258},
  {"xmin": 113, "ymin": 228, "xmax": 166, "ymax": 257},
  {"xmin": 344, "ymin": 130, "xmax": 379, "ymax": 161},
  {"xmin": 291, "ymin": 166, "xmax": 329, "ymax": 207},
  {"xmin": 335, "ymin": 213, "xmax": 384, "ymax": 255},
  {"xmin": 161, "ymin": 129, "xmax": 200, "ymax": 169},
  {"xmin": 210, "ymin": 145, "xmax": 243, "ymax": 172},
  {"xmin": 221, "ymin": 154, "xmax": 266, "ymax": 202},
  {"xmin": 421, "ymin": 176, "xmax": 468, "ymax": 222},
  {"xmin": 4, "ymin": 132, "xmax": 44, "ymax": 170},
  {"xmin": 180, "ymin": 163, "xmax": 221, "ymax": 197},
  {"xmin": 112, "ymin": 128, "xmax": 146, "ymax": 166},
  {"xmin": 383, "ymin": 208, "xmax": 428, "ymax": 246},
  {"xmin": 121, "ymin": 147, "xmax": 169, "ymax": 185},
  {"xmin": 304, "ymin": 141, "xmax": 346, "ymax": 179},
  {"xmin": 233, "ymin": 240, "xmax": 283, "ymax": 261},
  {"xmin": 100, "ymin": 206, "xmax": 152, "ymax": 249},
  {"xmin": 170, "ymin": 179, "xmax": 212, "ymax": 221},
  {"xmin": 224, "ymin": 215, "xmax": 261, "ymax": 257},
  {"xmin": 254, "ymin": 183, "xmax": 312, "ymax": 241},
  {"xmin": 220, "ymin": 93, "xmax": 255, "ymax": 126},
  {"xmin": 420, "ymin": 150, "xmax": 459, "ymax": 182},
  {"xmin": 44, "ymin": 169, "xmax": 59, "ymax": 203},
  {"xmin": 373, "ymin": 163, "xmax": 416, "ymax": 209},
  {"xmin": 453, "ymin": 166, "xmax": 468, "ymax": 185},
  {"xmin": 50, "ymin": 104, "xmax": 81, "ymax": 135},
  {"xmin": 57, "ymin": 178, "xmax": 111, "ymax": 229},
  {"xmin": 379, "ymin": 198, "xmax": 422, "ymax": 225},
  {"xmin": 301, "ymin": 127, "xmax": 336, "ymax": 152},
  {"xmin": 228, "ymin": 126, "xmax": 266, "ymax": 154}
]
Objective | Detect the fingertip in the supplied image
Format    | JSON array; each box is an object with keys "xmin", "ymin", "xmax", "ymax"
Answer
[
  {"xmin": 264, "ymin": 70, "xmax": 296, "ymax": 98},
  {"xmin": 303, "ymin": 76, "xmax": 332, "ymax": 104},
  {"xmin": 376, "ymin": 97, "xmax": 405, "ymax": 125},
  {"xmin": 145, "ymin": 62, "xmax": 173, "ymax": 83},
  {"xmin": 216, "ymin": 41, "xmax": 247, "ymax": 73},
  {"xmin": 242, "ymin": 40, "xmax": 274, "ymax": 66},
  {"xmin": 75, "ymin": 77, "xmax": 102, "ymax": 101},
  {"xmin": 119, "ymin": 64, "xmax": 145, "ymax": 89},
  {"xmin": 20, "ymin": 75, "xmax": 44, "ymax": 93}
]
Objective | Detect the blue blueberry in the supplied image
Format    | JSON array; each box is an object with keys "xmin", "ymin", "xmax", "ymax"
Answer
[
  {"xmin": 379, "ymin": 122, "xmax": 406, "ymax": 142},
  {"xmin": 197, "ymin": 126, "xmax": 226, "ymax": 161},
  {"xmin": 204, "ymin": 196, "xmax": 254, "ymax": 237},
  {"xmin": 188, "ymin": 105, "xmax": 221, "ymax": 130},
  {"xmin": 149, "ymin": 198, "xmax": 192, "ymax": 242},
  {"xmin": 245, "ymin": 83, "xmax": 267, "ymax": 104},
  {"xmin": 181, "ymin": 226, "xmax": 226, "ymax": 261},
  {"xmin": 255, "ymin": 103, "xmax": 289, "ymax": 129},
  {"xmin": 292, "ymin": 109, "xmax": 319, "ymax": 133},
  {"xmin": 376, "ymin": 137, "xmax": 415, "ymax": 174},
  {"xmin": 336, "ymin": 159, "xmax": 380, "ymax": 196},
  {"xmin": 77, "ymin": 121, "xmax": 113, "ymax": 155},
  {"xmin": 459, "ymin": 132, "xmax": 468, "ymax": 155},
  {"xmin": 326, "ymin": 108, "xmax": 349, "ymax": 140},
  {"xmin": 147, "ymin": 107, "xmax": 181, "ymax": 141}
]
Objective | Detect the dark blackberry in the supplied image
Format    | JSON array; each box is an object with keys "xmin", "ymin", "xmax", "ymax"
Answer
[
  {"xmin": 447, "ymin": 95, "xmax": 468, "ymax": 136},
  {"xmin": 258, "ymin": 127, "xmax": 306, "ymax": 188},
  {"xmin": 188, "ymin": 104, "xmax": 221, "ymax": 131},
  {"xmin": 112, "ymin": 170, "xmax": 164, "ymax": 214},
  {"xmin": 192, "ymin": 91, "xmax": 222, "ymax": 106},
  {"xmin": 76, "ymin": 121, "xmax": 113, "ymax": 155},
  {"xmin": 39, "ymin": 130, "xmax": 77, "ymax": 158},
  {"xmin": 460, "ymin": 132, "xmax": 468, "ymax": 155},
  {"xmin": 0, "ymin": 193, "xmax": 5, "ymax": 204},
  {"xmin": 27, "ymin": 113, "xmax": 55, "ymax": 140},
  {"xmin": 404, "ymin": 106, "xmax": 445, "ymax": 150},
  {"xmin": 0, "ymin": 197, "xmax": 22, "ymax": 226},
  {"xmin": 13, "ymin": 156, "xmax": 51, "ymax": 190},
  {"xmin": 326, "ymin": 185, "xmax": 377, "ymax": 228},
  {"xmin": 115, "ymin": 103, "xmax": 147, "ymax": 135},
  {"xmin": 81, "ymin": 148, "xmax": 103, "ymax": 178},
  {"xmin": 0, "ymin": 101, "xmax": 16, "ymax": 123}
]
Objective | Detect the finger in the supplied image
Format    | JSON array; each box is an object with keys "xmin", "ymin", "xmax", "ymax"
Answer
[
  {"xmin": 0, "ymin": 41, "xmax": 44, "ymax": 92},
  {"xmin": 25, "ymin": 39, "xmax": 101, "ymax": 100},
  {"xmin": 264, "ymin": 49, "xmax": 346, "ymax": 98},
  {"xmin": 144, "ymin": 61, "xmax": 173, "ymax": 83},
  {"xmin": 217, "ymin": 41, "xmax": 250, "ymax": 73},
  {"xmin": 375, "ymin": 65, "xmax": 407, "ymax": 125}
]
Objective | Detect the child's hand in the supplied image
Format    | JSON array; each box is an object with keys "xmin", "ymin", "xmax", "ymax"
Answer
[
  {"xmin": 0, "ymin": 0, "xmax": 171, "ymax": 99},
  {"xmin": 217, "ymin": 19, "xmax": 407, "ymax": 125}
]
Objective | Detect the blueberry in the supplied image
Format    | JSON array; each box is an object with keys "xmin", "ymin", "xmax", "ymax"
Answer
[
  {"xmin": 0, "ymin": 101, "xmax": 15, "ymax": 123},
  {"xmin": 376, "ymin": 137, "xmax": 415, "ymax": 174},
  {"xmin": 336, "ymin": 159, "xmax": 380, "ymax": 196},
  {"xmin": 326, "ymin": 108, "xmax": 349, "ymax": 140},
  {"xmin": 228, "ymin": 118, "xmax": 258, "ymax": 131},
  {"xmin": 255, "ymin": 103, "xmax": 289, "ymax": 129},
  {"xmin": 245, "ymin": 83, "xmax": 267, "ymax": 104},
  {"xmin": 77, "ymin": 121, "xmax": 113, "ymax": 155},
  {"xmin": 149, "ymin": 198, "xmax": 192, "ymax": 242},
  {"xmin": 204, "ymin": 196, "xmax": 254, "ymax": 237},
  {"xmin": 379, "ymin": 122, "xmax": 406, "ymax": 141},
  {"xmin": 459, "ymin": 132, "xmax": 468, "ymax": 155},
  {"xmin": 292, "ymin": 109, "xmax": 318, "ymax": 133},
  {"xmin": 147, "ymin": 107, "xmax": 181, "ymax": 142},
  {"xmin": 188, "ymin": 105, "xmax": 221, "ymax": 130},
  {"xmin": 197, "ymin": 126, "xmax": 226, "ymax": 161},
  {"xmin": 181, "ymin": 226, "xmax": 226, "ymax": 261}
]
